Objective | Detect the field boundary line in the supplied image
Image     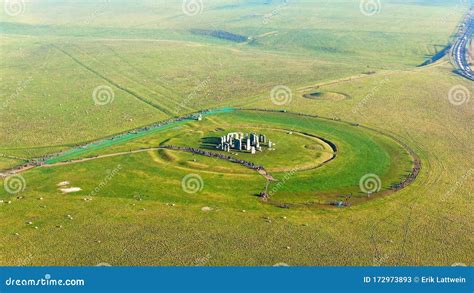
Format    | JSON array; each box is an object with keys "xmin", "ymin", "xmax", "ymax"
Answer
[{"xmin": 51, "ymin": 44, "xmax": 175, "ymax": 116}]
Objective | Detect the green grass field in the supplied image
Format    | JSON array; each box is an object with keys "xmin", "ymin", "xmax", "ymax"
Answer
[
  {"xmin": 0, "ymin": 0, "xmax": 472, "ymax": 266},
  {"xmin": 6, "ymin": 110, "xmax": 413, "ymax": 205}
]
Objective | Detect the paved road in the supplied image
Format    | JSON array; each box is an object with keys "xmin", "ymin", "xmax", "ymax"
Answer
[{"xmin": 451, "ymin": 8, "xmax": 474, "ymax": 80}]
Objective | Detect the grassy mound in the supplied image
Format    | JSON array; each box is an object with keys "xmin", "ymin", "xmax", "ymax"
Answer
[{"xmin": 303, "ymin": 91, "xmax": 351, "ymax": 101}]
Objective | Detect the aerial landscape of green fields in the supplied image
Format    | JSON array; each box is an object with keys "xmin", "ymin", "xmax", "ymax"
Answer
[{"xmin": 0, "ymin": 0, "xmax": 472, "ymax": 267}]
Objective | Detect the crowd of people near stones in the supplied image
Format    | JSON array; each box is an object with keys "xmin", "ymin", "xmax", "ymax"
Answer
[
  {"xmin": 390, "ymin": 154, "xmax": 421, "ymax": 191},
  {"xmin": 161, "ymin": 145, "xmax": 274, "ymax": 198},
  {"xmin": 161, "ymin": 145, "xmax": 265, "ymax": 171}
]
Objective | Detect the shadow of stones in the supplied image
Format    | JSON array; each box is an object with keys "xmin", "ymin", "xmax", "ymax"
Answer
[{"xmin": 200, "ymin": 136, "xmax": 220, "ymax": 150}]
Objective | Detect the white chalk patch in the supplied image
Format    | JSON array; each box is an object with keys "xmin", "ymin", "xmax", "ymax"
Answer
[
  {"xmin": 57, "ymin": 181, "xmax": 70, "ymax": 187},
  {"xmin": 60, "ymin": 187, "xmax": 82, "ymax": 193},
  {"xmin": 201, "ymin": 206, "xmax": 213, "ymax": 212}
]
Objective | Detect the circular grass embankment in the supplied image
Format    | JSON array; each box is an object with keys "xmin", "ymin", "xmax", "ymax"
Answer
[
  {"xmin": 222, "ymin": 110, "xmax": 415, "ymax": 205},
  {"xmin": 302, "ymin": 91, "xmax": 351, "ymax": 101},
  {"xmin": 6, "ymin": 109, "xmax": 417, "ymax": 207},
  {"xmin": 163, "ymin": 126, "xmax": 336, "ymax": 173}
]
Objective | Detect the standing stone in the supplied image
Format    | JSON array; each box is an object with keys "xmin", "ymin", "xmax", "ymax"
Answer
[{"xmin": 235, "ymin": 139, "xmax": 242, "ymax": 151}]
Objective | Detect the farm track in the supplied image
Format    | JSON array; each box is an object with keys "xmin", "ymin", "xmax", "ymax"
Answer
[
  {"xmin": 297, "ymin": 73, "xmax": 383, "ymax": 92},
  {"xmin": 41, "ymin": 146, "xmax": 276, "ymax": 181},
  {"xmin": 101, "ymin": 44, "xmax": 193, "ymax": 113},
  {"xmin": 297, "ymin": 58, "xmax": 451, "ymax": 94},
  {"xmin": 41, "ymin": 128, "xmax": 337, "ymax": 174},
  {"xmin": 52, "ymin": 45, "xmax": 175, "ymax": 116},
  {"xmin": 79, "ymin": 43, "xmax": 193, "ymax": 114},
  {"xmin": 0, "ymin": 154, "xmax": 28, "ymax": 161}
]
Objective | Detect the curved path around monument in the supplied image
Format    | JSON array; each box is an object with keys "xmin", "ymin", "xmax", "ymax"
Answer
[{"xmin": 1, "ymin": 108, "xmax": 420, "ymax": 203}]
